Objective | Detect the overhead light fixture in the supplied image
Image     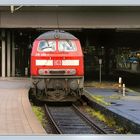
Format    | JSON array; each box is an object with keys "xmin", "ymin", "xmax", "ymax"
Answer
[
  {"xmin": 10, "ymin": 5, "xmax": 14, "ymax": 13},
  {"xmin": 10, "ymin": 5, "xmax": 23, "ymax": 13}
]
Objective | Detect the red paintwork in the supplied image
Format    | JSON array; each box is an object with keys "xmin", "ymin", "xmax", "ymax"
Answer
[{"xmin": 31, "ymin": 38, "xmax": 84, "ymax": 77}]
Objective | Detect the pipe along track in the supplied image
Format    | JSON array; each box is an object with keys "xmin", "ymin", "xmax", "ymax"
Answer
[{"xmin": 45, "ymin": 104, "xmax": 107, "ymax": 134}]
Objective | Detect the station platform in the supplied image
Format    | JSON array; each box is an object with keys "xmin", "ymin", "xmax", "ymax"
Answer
[
  {"xmin": 0, "ymin": 78, "xmax": 46, "ymax": 134},
  {"xmin": 84, "ymin": 86, "xmax": 140, "ymax": 132}
]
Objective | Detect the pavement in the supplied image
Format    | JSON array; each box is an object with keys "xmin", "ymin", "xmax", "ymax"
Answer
[
  {"xmin": 85, "ymin": 86, "xmax": 140, "ymax": 129},
  {"xmin": 0, "ymin": 78, "xmax": 46, "ymax": 135}
]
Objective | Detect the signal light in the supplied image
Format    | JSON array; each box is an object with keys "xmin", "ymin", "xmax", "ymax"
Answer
[
  {"xmin": 67, "ymin": 70, "xmax": 70, "ymax": 74},
  {"xmin": 44, "ymin": 70, "xmax": 48, "ymax": 74},
  {"xmin": 38, "ymin": 69, "xmax": 48, "ymax": 75},
  {"xmin": 66, "ymin": 69, "xmax": 76, "ymax": 75}
]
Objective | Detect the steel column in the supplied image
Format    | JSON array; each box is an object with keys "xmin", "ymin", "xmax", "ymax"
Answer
[
  {"xmin": 7, "ymin": 31, "xmax": 11, "ymax": 77},
  {"xmin": 12, "ymin": 31, "xmax": 15, "ymax": 77},
  {"xmin": 2, "ymin": 30, "xmax": 6, "ymax": 77}
]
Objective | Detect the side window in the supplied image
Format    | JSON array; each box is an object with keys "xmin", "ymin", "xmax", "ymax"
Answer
[
  {"xmin": 58, "ymin": 40, "xmax": 77, "ymax": 52},
  {"xmin": 38, "ymin": 40, "xmax": 56, "ymax": 52}
]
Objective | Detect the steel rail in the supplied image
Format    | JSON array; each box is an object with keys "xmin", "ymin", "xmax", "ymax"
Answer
[
  {"xmin": 72, "ymin": 104, "xmax": 106, "ymax": 134},
  {"xmin": 44, "ymin": 104, "xmax": 62, "ymax": 134},
  {"xmin": 45, "ymin": 104, "xmax": 108, "ymax": 134}
]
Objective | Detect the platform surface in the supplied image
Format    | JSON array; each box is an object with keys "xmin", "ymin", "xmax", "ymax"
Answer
[
  {"xmin": 0, "ymin": 78, "xmax": 46, "ymax": 134},
  {"xmin": 85, "ymin": 87, "xmax": 140, "ymax": 126}
]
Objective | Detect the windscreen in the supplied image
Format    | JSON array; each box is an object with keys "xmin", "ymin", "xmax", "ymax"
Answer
[
  {"xmin": 38, "ymin": 40, "xmax": 77, "ymax": 52},
  {"xmin": 58, "ymin": 40, "xmax": 77, "ymax": 52},
  {"xmin": 38, "ymin": 40, "xmax": 56, "ymax": 52}
]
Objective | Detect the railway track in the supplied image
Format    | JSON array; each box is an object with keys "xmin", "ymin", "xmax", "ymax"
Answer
[{"xmin": 45, "ymin": 104, "xmax": 107, "ymax": 134}]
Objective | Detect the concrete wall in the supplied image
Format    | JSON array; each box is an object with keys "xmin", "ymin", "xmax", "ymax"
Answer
[{"xmin": 0, "ymin": 10, "xmax": 140, "ymax": 28}]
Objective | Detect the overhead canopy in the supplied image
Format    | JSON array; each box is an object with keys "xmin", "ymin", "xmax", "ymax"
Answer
[
  {"xmin": 0, "ymin": 6, "xmax": 140, "ymax": 28},
  {"xmin": 1, "ymin": 0, "xmax": 140, "ymax": 6}
]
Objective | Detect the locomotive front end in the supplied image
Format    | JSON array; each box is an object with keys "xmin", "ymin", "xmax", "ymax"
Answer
[{"xmin": 31, "ymin": 30, "xmax": 84, "ymax": 101}]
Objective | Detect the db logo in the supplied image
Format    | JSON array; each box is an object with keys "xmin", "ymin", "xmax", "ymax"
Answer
[{"xmin": 54, "ymin": 60, "xmax": 62, "ymax": 66}]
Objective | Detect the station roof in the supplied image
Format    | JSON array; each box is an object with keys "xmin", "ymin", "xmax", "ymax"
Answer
[
  {"xmin": 1, "ymin": 6, "xmax": 140, "ymax": 12},
  {"xmin": 1, "ymin": 0, "xmax": 140, "ymax": 6}
]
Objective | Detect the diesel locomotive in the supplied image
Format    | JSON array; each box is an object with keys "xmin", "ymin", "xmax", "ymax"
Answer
[{"xmin": 30, "ymin": 30, "xmax": 84, "ymax": 101}]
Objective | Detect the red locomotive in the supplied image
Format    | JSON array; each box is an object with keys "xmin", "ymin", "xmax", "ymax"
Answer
[{"xmin": 31, "ymin": 30, "xmax": 84, "ymax": 101}]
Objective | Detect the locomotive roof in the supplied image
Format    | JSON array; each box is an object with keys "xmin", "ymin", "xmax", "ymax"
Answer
[{"xmin": 37, "ymin": 30, "xmax": 78, "ymax": 40}]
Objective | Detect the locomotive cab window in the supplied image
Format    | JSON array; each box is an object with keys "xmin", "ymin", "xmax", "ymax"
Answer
[
  {"xmin": 58, "ymin": 40, "xmax": 77, "ymax": 52},
  {"xmin": 38, "ymin": 40, "xmax": 56, "ymax": 52}
]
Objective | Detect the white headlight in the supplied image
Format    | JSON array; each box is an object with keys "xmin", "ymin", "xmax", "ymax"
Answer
[
  {"xmin": 36, "ymin": 60, "xmax": 53, "ymax": 66},
  {"xmin": 62, "ymin": 60, "xmax": 79, "ymax": 66}
]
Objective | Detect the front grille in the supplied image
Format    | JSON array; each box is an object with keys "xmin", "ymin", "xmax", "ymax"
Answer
[{"xmin": 50, "ymin": 70, "xmax": 65, "ymax": 74}]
